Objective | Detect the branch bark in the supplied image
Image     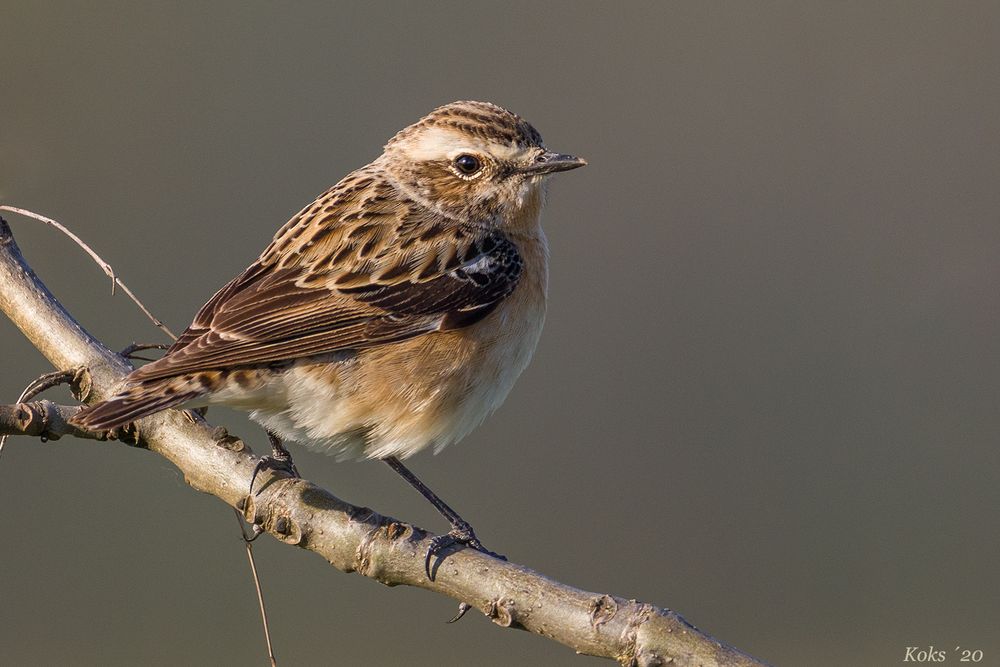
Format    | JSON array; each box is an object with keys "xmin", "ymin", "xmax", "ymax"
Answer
[
  {"xmin": 0, "ymin": 216, "xmax": 769, "ymax": 667},
  {"xmin": 0, "ymin": 400, "xmax": 102, "ymax": 440}
]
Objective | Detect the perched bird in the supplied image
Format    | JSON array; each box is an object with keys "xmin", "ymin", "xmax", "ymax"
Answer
[{"xmin": 72, "ymin": 100, "xmax": 585, "ymax": 562}]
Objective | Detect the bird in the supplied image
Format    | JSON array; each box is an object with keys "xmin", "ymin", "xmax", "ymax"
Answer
[{"xmin": 71, "ymin": 100, "xmax": 585, "ymax": 566}]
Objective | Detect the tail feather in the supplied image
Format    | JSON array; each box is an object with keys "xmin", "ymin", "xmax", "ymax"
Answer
[{"xmin": 70, "ymin": 380, "xmax": 203, "ymax": 431}]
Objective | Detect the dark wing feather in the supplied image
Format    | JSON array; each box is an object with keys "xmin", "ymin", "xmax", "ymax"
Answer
[
  {"xmin": 341, "ymin": 231, "xmax": 522, "ymax": 328},
  {"xmin": 130, "ymin": 194, "xmax": 522, "ymax": 383},
  {"xmin": 162, "ymin": 262, "xmax": 270, "ymax": 353}
]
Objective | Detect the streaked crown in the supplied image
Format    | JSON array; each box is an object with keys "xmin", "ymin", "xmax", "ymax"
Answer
[{"xmin": 385, "ymin": 100, "xmax": 544, "ymax": 152}]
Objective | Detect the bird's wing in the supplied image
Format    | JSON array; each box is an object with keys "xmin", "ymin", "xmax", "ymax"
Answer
[{"xmin": 130, "ymin": 175, "xmax": 522, "ymax": 382}]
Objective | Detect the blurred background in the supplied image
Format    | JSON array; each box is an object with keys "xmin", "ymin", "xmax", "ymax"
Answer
[{"xmin": 2, "ymin": 2, "xmax": 998, "ymax": 665}]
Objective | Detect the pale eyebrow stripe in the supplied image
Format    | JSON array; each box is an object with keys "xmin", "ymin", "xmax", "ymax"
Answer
[{"xmin": 402, "ymin": 127, "xmax": 527, "ymax": 163}]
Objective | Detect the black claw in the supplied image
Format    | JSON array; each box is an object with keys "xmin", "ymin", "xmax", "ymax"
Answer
[
  {"xmin": 245, "ymin": 432, "xmax": 300, "ymax": 538},
  {"xmin": 250, "ymin": 432, "xmax": 299, "ymax": 495},
  {"xmin": 424, "ymin": 522, "xmax": 506, "ymax": 580},
  {"xmin": 425, "ymin": 533, "xmax": 448, "ymax": 578},
  {"xmin": 447, "ymin": 602, "xmax": 472, "ymax": 623},
  {"xmin": 245, "ymin": 522, "xmax": 265, "ymax": 543},
  {"xmin": 249, "ymin": 453, "xmax": 299, "ymax": 497}
]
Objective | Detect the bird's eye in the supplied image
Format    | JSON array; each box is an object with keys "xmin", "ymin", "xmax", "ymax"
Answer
[{"xmin": 454, "ymin": 154, "xmax": 482, "ymax": 175}]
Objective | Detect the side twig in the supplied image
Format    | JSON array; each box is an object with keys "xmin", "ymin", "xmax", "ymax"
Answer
[
  {"xmin": 0, "ymin": 205, "xmax": 177, "ymax": 339},
  {"xmin": 0, "ymin": 369, "xmax": 79, "ymax": 457},
  {"xmin": 0, "ymin": 400, "xmax": 103, "ymax": 441},
  {"xmin": 0, "ymin": 211, "xmax": 283, "ymax": 664},
  {"xmin": 235, "ymin": 509, "xmax": 278, "ymax": 667}
]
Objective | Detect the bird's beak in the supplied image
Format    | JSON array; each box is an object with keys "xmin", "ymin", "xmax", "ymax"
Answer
[{"xmin": 520, "ymin": 151, "xmax": 588, "ymax": 176}]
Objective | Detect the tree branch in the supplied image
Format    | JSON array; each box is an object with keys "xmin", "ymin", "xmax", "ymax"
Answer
[
  {"xmin": 0, "ymin": 216, "xmax": 769, "ymax": 667},
  {"xmin": 0, "ymin": 400, "xmax": 103, "ymax": 440}
]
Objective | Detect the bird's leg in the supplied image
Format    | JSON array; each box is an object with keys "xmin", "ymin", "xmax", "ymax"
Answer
[
  {"xmin": 250, "ymin": 431, "xmax": 300, "ymax": 497},
  {"xmin": 383, "ymin": 456, "xmax": 506, "ymax": 580}
]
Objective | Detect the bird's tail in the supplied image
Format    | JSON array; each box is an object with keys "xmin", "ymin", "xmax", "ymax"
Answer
[{"xmin": 70, "ymin": 376, "xmax": 204, "ymax": 432}]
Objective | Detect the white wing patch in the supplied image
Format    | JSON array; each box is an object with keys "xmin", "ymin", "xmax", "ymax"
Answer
[{"xmin": 459, "ymin": 253, "xmax": 495, "ymax": 275}]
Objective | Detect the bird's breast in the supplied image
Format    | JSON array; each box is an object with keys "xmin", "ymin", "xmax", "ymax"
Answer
[{"xmin": 259, "ymin": 232, "xmax": 548, "ymax": 460}]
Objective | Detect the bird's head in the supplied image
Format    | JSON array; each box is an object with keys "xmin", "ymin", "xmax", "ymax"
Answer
[{"xmin": 381, "ymin": 101, "xmax": 585, "ymax": 224}]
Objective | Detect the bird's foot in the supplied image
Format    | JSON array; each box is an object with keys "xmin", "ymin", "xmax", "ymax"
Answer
[
  {"xmin": 249, "ymin": 433, "xmax": 300, "ymax": 498},
  {"xmin": 245, "ymin": 438, "xmax": 300, "ymax": 541},
  {"xmin": 245, "ymin": 433, "xmax": 300, "ymax": 540},
  {"xmin": 425, "ymin": 518, "xmax": 506, "ymax": 580},
  {"xmin": 427, "ymin": 520, "xmax": 505, "ymax": 621},
  {"xmin": 249, "ymin": 450, "xmax": 300, "ymax": 498}
]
